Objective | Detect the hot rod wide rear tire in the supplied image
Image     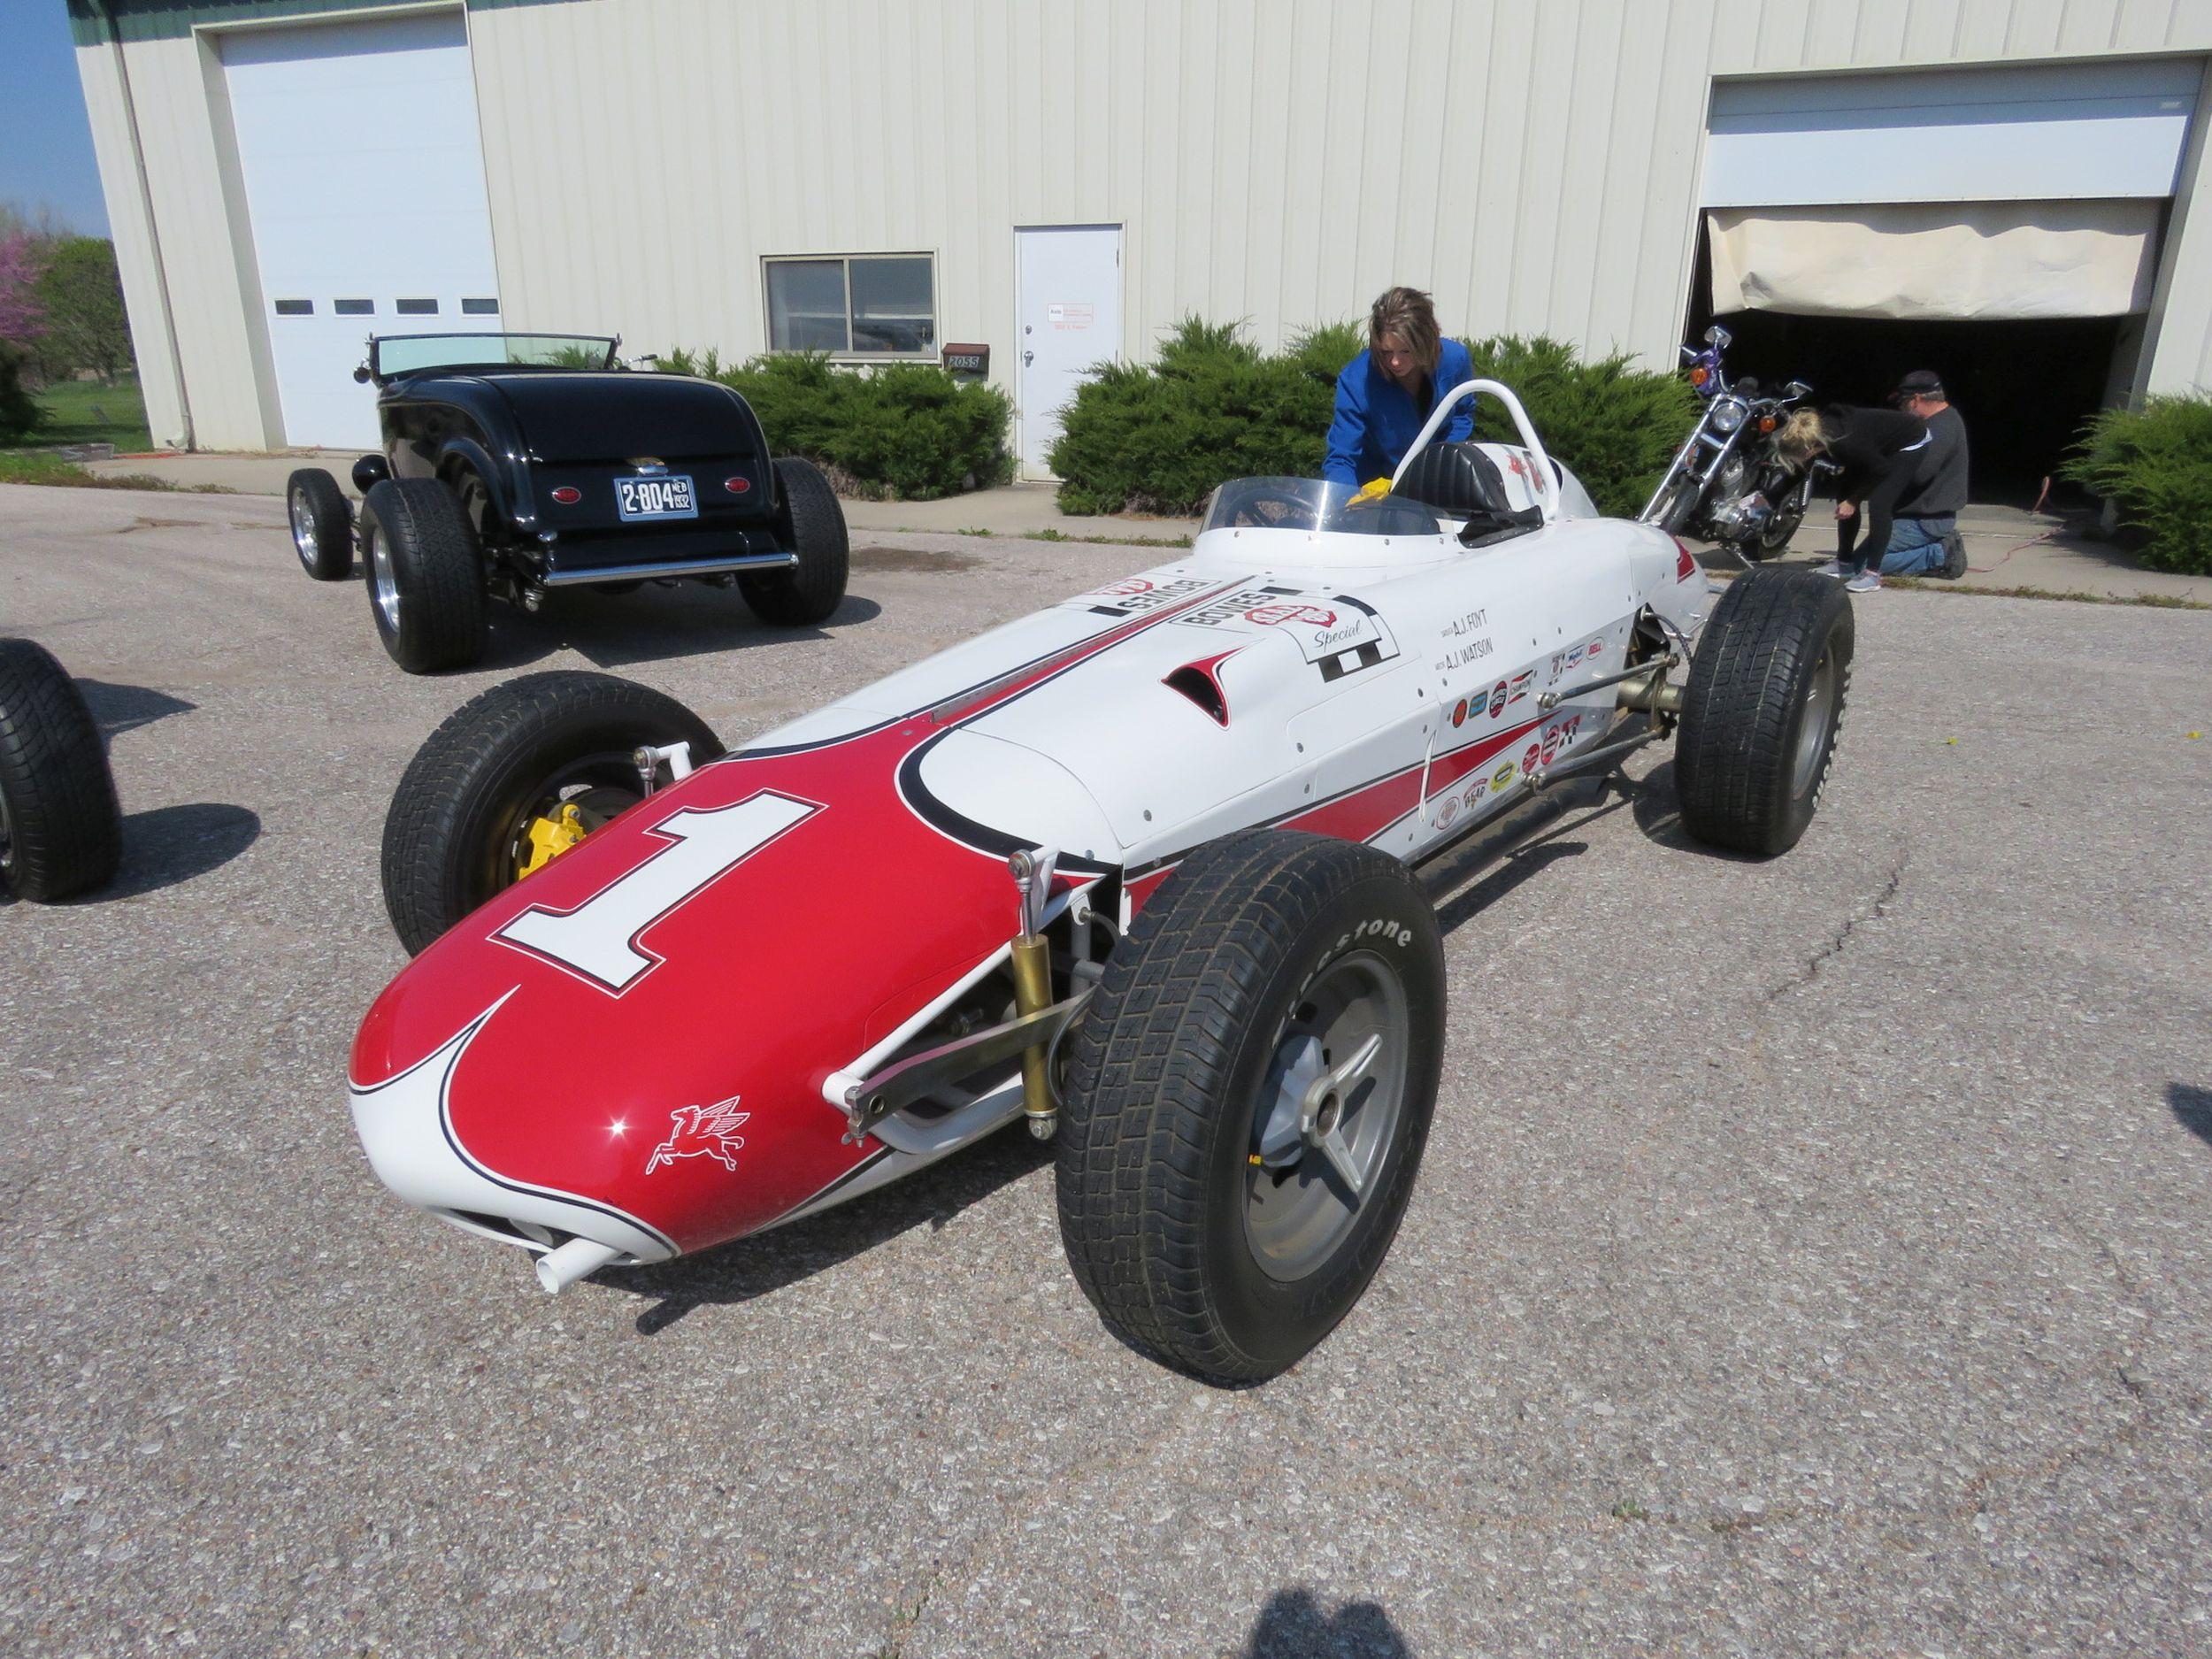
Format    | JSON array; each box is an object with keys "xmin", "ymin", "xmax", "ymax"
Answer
[
  {"xmin": 740, "ymin": 457, "xmax": 849, "ymax": 626},
  {"xmin": 380, "ymin": 670, "xmax": 725, "ymax": 954},
  {"xmin": 1674, "ymin": 565, "xmax": 1853, "ymax": 856},
  {"xmin": 286, "ymin": 467, "xmax": 352, "ymax": 580},
  {"xmin": 1056, "ymin": 831, "xmax": 1446, "ymax": 1383},
  {"xmin": 0, "ymin": 638, "xmax": 122, "ymax": 903},
  {"xmin": 359, "ymin": 478, "xmax": 488, "ymax": 674}
]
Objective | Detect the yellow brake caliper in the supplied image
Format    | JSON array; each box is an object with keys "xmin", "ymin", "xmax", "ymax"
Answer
[{"xmin": 516, "ymin": 801, "xmax": 589, "ymax": 879}]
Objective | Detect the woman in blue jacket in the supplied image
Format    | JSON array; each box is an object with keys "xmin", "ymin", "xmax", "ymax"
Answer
[{"xmin": 1323, "ymin": 287, "xmax": 1477, "ymax": 488}]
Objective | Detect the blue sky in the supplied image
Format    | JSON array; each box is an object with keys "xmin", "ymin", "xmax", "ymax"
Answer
[{"xmin": 1, "ymin": 5, "xmax": 110, "ymax": 234}]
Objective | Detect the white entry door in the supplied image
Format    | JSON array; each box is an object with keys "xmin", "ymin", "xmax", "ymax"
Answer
[
  {"xmin": 223, "ymin": 12, "xmax": 502, "ymax": 449},
  {"xmin": 1015, "ymin": 226, "xmax": 1122, "ymax": 480}
]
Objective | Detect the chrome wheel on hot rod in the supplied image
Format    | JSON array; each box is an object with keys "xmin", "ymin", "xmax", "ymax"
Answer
[
  {"xmin": 380, "ymin": 670, "xmax": 724, "ymax": 954},
  {"xmin": 1056, "ymin": 830, "xmax": 1447, "ymax": 1383}
]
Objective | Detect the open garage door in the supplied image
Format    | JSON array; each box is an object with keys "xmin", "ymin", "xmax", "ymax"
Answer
[
  {"xmin": 222, "ymin": 12, "xmax": 502, "ymax": 449},
  {"xmin": 1692, "ymin": 58, "xmax": 2203, "ymax": 502}
]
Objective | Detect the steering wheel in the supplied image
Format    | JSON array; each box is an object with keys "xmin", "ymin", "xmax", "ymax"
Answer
[{"xmin": 1217, "ymin": 486, "xmax": 1323, "ymax": 529}]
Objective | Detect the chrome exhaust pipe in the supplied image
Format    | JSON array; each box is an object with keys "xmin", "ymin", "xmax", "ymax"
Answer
[{"xmin": 535, "ymin": 1237, "xmax": 621, "ymax": 1294}]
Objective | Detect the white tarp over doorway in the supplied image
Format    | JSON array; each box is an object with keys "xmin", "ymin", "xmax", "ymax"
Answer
[{"xmin": 1706, "ymin": 201, "xmax": 2162, "ymax": 321}]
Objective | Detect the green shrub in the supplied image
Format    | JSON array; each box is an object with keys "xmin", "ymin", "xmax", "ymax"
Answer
[
  {"xmin": 1459, "ymin": 334, "xmax": 1698, "ymax": 518},
  {"xmin": 1048, "ymin": 316, "xmax": 1341, "ymax": 514},
  {"xmin": 657, "ymin": 348, "xmax": 1011, "ymax": 500},
  {"xmin": 1047, "ymin": 319, "xmax": 1697, "ymax": 518},
  {"xmin": 2061, "ymin": 396, "xmax": 2212, "ymax": 575},
  {"xmin": 0, "ymin": 343, "xmax": 38, "ymax": 444}
]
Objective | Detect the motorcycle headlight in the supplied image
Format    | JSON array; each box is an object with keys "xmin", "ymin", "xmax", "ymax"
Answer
[{"xmin": 1709, "ymin": 399, "xmax": 1746, "ymax": 434}]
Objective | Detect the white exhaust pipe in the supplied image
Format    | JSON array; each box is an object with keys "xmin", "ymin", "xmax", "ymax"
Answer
[{"xmin": 535, "ymin": 1237, "xmax": 621, "ymax": 1294}]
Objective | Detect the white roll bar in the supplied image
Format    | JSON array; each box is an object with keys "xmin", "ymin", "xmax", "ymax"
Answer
[{"xmin": 1388, "ymin": 379, "xmax": 1559, "ymax": 524}]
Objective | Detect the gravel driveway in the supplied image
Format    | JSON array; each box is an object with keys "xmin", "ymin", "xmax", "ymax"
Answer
[{"xmin": 3, "ymin": 482, "xmax": 2209, "ymax": 1656}]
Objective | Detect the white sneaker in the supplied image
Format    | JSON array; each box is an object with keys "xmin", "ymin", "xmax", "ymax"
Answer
[
  {"xmin": 1846, "ymin": 569, "xmax": 1882, "ymax": 593},
  {"xmin": 1811, "ymin": 560, "xmax": 1848, "ymax": 578}
]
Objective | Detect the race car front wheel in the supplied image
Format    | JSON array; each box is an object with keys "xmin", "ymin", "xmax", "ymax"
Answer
[
  {"xmin": 287, "ymin": 467, "xmax": 352, "ymax": 580},
  {"xmin": 1056, "ymin": 830, "xmax": 1446, "ymax": 1383},
  {"xmin": 0, "ymin": 637, "xmax": 123, "ymax": 903},
  {"xmin": 359, "ymin": 478, "xmax": 488, "ymax": 674},
  {"xmin": 741, "ymin": 457, "xmax": 850, "ymax": 626},
  {"xmin": 380, "ymin": 670, "xmax": 725, "ymax": 954},
  {"xmin": 1674, "ymin": 565, "xmax": 1853, "ymax": 856}
]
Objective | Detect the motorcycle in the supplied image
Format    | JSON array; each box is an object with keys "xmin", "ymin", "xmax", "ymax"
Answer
[{"xmin": 1641, "ymin": 325, "xmax": 1827, "ymax": 562}]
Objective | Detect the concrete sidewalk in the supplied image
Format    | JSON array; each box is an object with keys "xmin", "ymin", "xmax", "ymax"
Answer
[{"xmin": 82, "ymin": 449, "xmax": 2208, "ymax": 602}]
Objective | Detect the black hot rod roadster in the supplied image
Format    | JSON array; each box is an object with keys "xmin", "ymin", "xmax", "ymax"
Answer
[{"xmin": 286, "ymin": 333, "xmax": 849, "ymax": 672}]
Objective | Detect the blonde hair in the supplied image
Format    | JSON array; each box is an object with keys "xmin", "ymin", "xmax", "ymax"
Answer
[
  {"xmin": 1772, "ymin": 408, "xmax": 1831, "ymax": 465},
  {"xmin": 1369, "ymin": 286, "xmax": 1441, "ymax": 373}
]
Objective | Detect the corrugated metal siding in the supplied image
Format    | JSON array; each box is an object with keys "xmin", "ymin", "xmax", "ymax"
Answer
[{"xmin": 73, "ymin": 0, "xmax": 2212, "ymax": 447}]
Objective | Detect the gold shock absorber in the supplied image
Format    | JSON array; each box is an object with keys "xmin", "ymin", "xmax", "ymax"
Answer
[{"xmin": 1007, "ymin": 849, "xmax": 1060, "ymax": 1139}]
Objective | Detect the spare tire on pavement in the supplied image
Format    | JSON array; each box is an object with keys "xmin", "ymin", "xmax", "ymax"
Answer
[{"xmin": 0, "ymin": 637, "xmax": 123, "ymax": 902}]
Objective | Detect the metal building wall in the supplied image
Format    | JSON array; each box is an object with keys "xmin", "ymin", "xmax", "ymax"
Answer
[{"xmin": 73, "ymin": 0, "xmax": 2212, "ymax": 449}]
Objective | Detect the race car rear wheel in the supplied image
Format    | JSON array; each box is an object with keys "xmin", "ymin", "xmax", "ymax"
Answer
[
  {"xmin": 741, "ymin": 457, "xmax": 849, "ymax": 626},
  {"xmin": 0, "ymin": 637, "xmax": 123, "ymax": 903},
  {"xmin": 380, "ymin": 670, "xmax": 725, "ymax": 954},
  {"xmin": 1056, "ymin": 831, "xmax": 1446, "ymax": 1383},
  {"xmin": 360, "ymin": 477, "xmax": 488, "ymax": 674},
  {"xmin": 287, "ymin": 467, "xmax": 352, "ymax": 580},
  {"xmin": 1674, "ymin": 565, "xmax": 1853, "ymax": 856}
]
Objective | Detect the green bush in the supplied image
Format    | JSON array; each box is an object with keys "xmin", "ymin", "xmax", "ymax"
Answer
[
  {"xmin": 1047, "ymin": 319, "xmax": 1697, "ymax": 518},
  {"xmin": 2060, "ymin": 396, "xmax": 2212, "ymax": 575},
  {"xmin": 1459, "ymin": 334, "xmax": 1698, "ymax": 518},
  {"xmin": 0, "ymin": 343, "xmax": 38, "ymax": 444},
  {"xmin": 657, "ymin": 347, "xmax": 1011, "ymax": 500},
  {"xmin": 1047, "ymin": 317, "xmax": 1344, "ymax": 515}
]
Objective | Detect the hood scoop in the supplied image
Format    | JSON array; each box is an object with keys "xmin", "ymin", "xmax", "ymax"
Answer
[{"xmin": 1163, "ymin": 649, "xmax": 1240, "ymax": 727}]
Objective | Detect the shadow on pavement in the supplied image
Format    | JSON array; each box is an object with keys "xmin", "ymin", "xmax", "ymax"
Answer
[
  {"xmin": 2168, "ymin": 1083, "xmax": 2212, "ymax": 1148},
  {"xmin": 1244, "ymin": 1587, "xmax": 1414, "ymax": 1657},
  {"xmin": 473, "ymin": 588, "xmax": 884, "ymax": 672},
  {"xmin": 600, "ymin": 1124, "xmax": 1052, "ymax": 1333},
  {"xmin": 79, "ymin": 680, "xmax": 196, "ymax": 739},
  {"xmin": 106, "ymin": 803, "xmax": 260, "ymax": 898}
]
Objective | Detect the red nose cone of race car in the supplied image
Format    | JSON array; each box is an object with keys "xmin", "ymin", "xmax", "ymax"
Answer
[{"xmin": 348, "ymin": 718, "xmax": 1023, "ymax": 1259}]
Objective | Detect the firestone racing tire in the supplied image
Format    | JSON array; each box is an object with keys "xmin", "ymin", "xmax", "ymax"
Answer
[
  {"xmin": 359, "ymin": 477, "xmax": 488, "ymax": 674},
  {"xmin": 286, "ymin": 467, "xmax": 352, "ymax": 580},
  {"xmin": 740, "ymin": 457, "xmax": 849, "ymax": 626},
  {"xmin": 380, "ymin": 670, "xmax": 725, "ymax": 955},
  {"xmin": 1056, "ymin": 830, "xmax": 1446, "ymax": 1384},
  {"xmin": 1674, "ymin": 565, "xmax": 1853, "ymax": 856},
  {"xmin": 0, "ymin": 638, "xmax": 123, "ymax": 903}
]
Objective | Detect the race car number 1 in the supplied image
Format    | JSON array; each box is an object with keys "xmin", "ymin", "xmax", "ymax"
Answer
[{"xmin": 494, "ymin": 792, "xmax": 820, "ymax": 991}]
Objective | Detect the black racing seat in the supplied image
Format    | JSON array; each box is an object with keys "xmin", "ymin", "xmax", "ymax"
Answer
[{"xmin": 1394, "ymin": 442, "xmax": 1544, "ymax": 548}]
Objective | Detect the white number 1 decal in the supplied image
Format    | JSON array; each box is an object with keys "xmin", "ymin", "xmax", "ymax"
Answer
[{"xmin": 495, "ymin": 792, "xmax": 820, "ymax": 992}]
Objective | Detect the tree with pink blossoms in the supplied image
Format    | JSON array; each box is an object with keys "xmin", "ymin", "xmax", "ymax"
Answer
[{"xmin": 0, "ymin": 231, "xmax": 48, "ymax": 344}]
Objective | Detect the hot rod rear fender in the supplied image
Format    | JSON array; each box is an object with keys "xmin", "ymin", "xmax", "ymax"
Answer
[{"xmin": 435, "ymin": 438, "xmax": 527, "ymax": 536}]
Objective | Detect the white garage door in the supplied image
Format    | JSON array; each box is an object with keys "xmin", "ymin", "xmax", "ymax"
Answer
[{"xmin": 223, "ymin": 11, "xmax": 501, "ymax": 449}]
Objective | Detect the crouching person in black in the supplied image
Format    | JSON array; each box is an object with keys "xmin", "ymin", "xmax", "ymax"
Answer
[{"xmin": 1773, "ymin": 404, "xmax": 1930, "ymax": 593}]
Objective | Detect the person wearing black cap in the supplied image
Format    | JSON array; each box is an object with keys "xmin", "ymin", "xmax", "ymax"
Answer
[{"xmin": 1880, "ymin": 370, "xmax": 1970, "ymax": 580}]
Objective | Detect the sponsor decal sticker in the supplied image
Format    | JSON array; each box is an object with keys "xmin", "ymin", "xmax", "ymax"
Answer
[
  {"xmin": 1451, "ymin": 699, "xmax": 1468, "ymax": 727},
  {"xmin": 1487, "ymin": 680, "xmax": 1509, "ymax": 718},
  {"xmin": 1524, "ymin": 742, "xmax": 1542, "ymax": 773},
  {"xmin": 1493, "ymin": 763, "xmax": 1516, "ymax": 788},
  {"xmin": 1243, "ymin": 602, "xmax": 1340, "ymax": 629},
  {"xmin": 645, "ymin": 1095, "xmax": 750, "ymax": 1174},
  {"xmin": 1508, "ymin": 671, "xmax": 1534, "ymax": 703}
]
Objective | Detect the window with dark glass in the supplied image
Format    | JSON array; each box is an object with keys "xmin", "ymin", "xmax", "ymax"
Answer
[
  {"xmin": 460, "ymin": 297, "xmax": 500, "ymax": 316},
  {"xmin": 764, "ymin": 255, "xmax": 934, "ymax": 356},
  {"xmin": 273, "ymin": 298, "xmax": 312, "ymax": 316},
  {"xmin": 334, "ymin": 298, "xmax": 373, "ymax": 316},
  {"xmin": 396, "ymin": 297, "xmax": 439, "ymax": 316}
]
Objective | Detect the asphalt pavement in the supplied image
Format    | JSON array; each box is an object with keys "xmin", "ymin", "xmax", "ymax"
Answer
[{"xmin": 3, "ymin": 481, "xmax": 2209, "ymax": 1656}]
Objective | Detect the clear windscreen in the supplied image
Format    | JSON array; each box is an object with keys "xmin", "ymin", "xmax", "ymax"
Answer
[
  {"xmin": 372, "ymin": 334, "xmax": 618, "ymax": 376},
  {"xmin": 1198, "ymin": 477, "xmax": 1443, "ymax": 537}
]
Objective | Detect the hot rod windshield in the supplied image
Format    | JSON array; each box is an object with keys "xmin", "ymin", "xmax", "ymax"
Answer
[
  {"xmin": 370, "ymin": 333, "xmax": 619, "ymax": 378},
  {"xmin": 1199, "ymin": 477, "xmax": 1443, "ymax": 538}
]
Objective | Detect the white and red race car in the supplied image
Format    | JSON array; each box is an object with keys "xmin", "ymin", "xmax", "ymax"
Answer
[{"xmin": 349, "ymin": 383, "xmax": 1852, "ymax": 1382}]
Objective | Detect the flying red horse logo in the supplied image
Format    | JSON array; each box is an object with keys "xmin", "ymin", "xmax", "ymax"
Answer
[{"xmin": 644, "ymin": 1095, "xmax": 750, "ymax": 1174}]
